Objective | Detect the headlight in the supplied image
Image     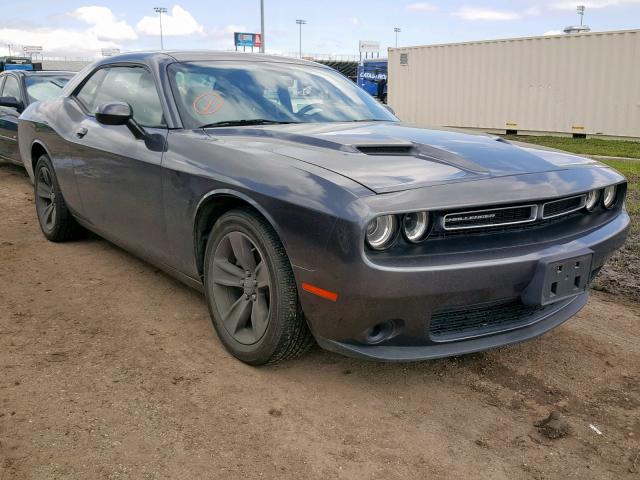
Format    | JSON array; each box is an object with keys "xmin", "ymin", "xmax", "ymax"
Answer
[
  {"xmin": 585, "ymin": 190, "xmax": 600, "ymax": 211},
  {"xmin": 402, "ymin": 211, "xmax": 430, "ymax": 243},
  {"xmin": 603, "ymin": 185, "xmax": 617, "ymax": 209},
  {"xmin": 366, "ymin": 215, "xmax": 398, "ymax": 250}
]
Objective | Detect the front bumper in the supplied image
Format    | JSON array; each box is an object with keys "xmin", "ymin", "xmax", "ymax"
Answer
[{"xmin": 295, "ymin": 210, "xmax": 630, "ymax": 361}]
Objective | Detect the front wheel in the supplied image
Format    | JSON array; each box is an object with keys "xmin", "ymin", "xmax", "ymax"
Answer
[
  {"xmin": 34, "ymin": 155, "xmax": 82, "ymax": 242},
  {"xmin": 204, "ymin": 208, "xmax": 313, "ymax": 365}
]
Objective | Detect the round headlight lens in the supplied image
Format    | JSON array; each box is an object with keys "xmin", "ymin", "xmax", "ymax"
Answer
[
  {"xmin": 366, "ymin": 215, "xmax": 398, "ymax": 250},
  {"xmin": 402, "ymin": 211, "xmax": 430, "ymax": 243},
  {"xmin": 585, "ymin": 190, "xmax": 600, "ymax": 211},
  {"xmin": 603, "ymin": 185, "xmax": 617, "ymax": 209}
]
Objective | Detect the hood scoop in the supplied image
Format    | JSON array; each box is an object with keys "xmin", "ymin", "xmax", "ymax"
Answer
[{"xmin": 356, "ymin": 144, "xmax": 415, "ymax": 156}]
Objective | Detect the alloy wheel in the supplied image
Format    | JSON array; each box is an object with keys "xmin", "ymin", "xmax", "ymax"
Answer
[
  {"xmin": 210, "ymin": 231, "xmax": 272, "ymax": 345},
  {"xmin": 35, "ymin": 165, "xmax": 57, "ymax": 233}
]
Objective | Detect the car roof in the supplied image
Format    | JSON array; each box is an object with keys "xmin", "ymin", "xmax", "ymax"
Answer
[{"xmin": 99, "ymin": 50, "xmax": 326, "ymax": 68}]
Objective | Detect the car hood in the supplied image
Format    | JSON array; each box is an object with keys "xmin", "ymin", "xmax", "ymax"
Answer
[{"xmin": 205, "ymin": 122, "xmax": 602, "ymax": 194}]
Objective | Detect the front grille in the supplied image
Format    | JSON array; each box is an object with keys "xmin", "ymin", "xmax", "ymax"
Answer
[
  {"xmin": 442, "ymin": 205, "xmax": 537, "ymax": 230},
  {"xmin": 434, "ymin": 193, "xmax": 591, "ymax": 236},
  {"xmin": 428, "ymin": 299, "xmax": 559, "ymax": 342},
  {"xmin": 430, "ymin": 209, "xmax": 583, "ymax": 239},
  {"xmin": 542, "ymin": 195, "xmax": 586, "ymax": 219}
]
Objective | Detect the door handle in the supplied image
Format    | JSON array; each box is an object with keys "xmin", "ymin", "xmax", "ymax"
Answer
[{"xmin": 76, "ymin": 127, "xmax": 88, "ymax": 139}]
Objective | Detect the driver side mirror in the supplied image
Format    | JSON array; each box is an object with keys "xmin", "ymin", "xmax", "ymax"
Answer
[
  {"xmin": 95, "ymin": 102, "xmax": 132, "ymax": 126},
  {"xmin": 95, "ymin": 101, "xmax": 146, "ymax": 140},
  {"xmin": 0, "ymin": 96, "xmax": 23, "ymax": 112},
  {"xmin": 94, "ymin": 101, "xmax": 166, "ymax": 152}
]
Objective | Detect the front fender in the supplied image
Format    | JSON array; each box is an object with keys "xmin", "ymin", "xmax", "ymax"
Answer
[{"xmin": 161, "ymin": 129, "xmax": 374, "ymax": 280}]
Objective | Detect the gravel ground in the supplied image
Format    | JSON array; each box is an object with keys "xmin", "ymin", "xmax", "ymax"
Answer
[{"xmin": 1, "ymin": 163, "xmax": 639, "ymax": 480}]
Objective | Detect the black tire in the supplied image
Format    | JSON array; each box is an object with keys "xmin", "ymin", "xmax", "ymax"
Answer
[
  {"xmin": 33, "ymin": 154, "xmax": 82, "ymax": 242},
  {"xmin": 203, "ymin": 208, "xmax": 313, "ymax": 365}
]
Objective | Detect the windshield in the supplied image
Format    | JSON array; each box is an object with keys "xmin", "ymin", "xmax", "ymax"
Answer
[
  {"xmin": 168, "ymin": 61, "xmax": 398, "ymax": 128},
  {"xmin": 25, "ymin": 75, "xmax": 71, "ymax": 103}
]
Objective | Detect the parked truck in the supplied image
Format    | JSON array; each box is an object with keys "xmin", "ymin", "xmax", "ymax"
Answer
[
  {"xmin": 0, "ymin": 57, "xmax": 42, "ymax": 72},
  {"xmin": 357, "ymin": 59, "xmax": 388, "ymax": 103}
]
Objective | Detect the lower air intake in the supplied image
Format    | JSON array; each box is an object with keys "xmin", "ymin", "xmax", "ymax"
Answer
[{"xmin": 428, "ymin": 299, "xmax": 561, "ymax": 342}]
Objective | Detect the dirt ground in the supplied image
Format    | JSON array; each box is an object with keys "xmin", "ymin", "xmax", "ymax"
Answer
[
  {"xmin": 592, "ymin": 170, "xmax": 639, "ymax": 303},
  {"xmin": 1, "ymin": 162, "xmax": 639, "ymax": 480}
]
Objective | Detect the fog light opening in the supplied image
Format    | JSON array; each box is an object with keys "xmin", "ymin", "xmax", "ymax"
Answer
[{"xmin": 363, "ymin": 320, "xmax": 396, "ymax": 345}]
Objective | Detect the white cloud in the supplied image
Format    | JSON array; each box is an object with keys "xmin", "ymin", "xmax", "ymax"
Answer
[
  {"xmin": 551, "ymin": 0, "xmax": 640, "ymax": 8},
  {"xmin": 0, "ymin": 6, "xmax": 135, "ymax": 57},
  {"xmin": 406, "ymin": 2, "xmax": 438, "ymax": 12},
  {"xmin": 136, "ymin": 5, "xmax": 203, "ymax": 36},
  {"xmin": 0, "ymin": 27, "xmax": 120, "ymax": 57},
  {"xmin": 350, "ymin": 17, "xmax": 361, "ymax": 26},
  {"xmin": 71, "ymin": 6, "xmax": 137, "ymax": 41},
  {"xmin": 454, "ymin": 6, "xmax": 542, "ymax": 21},
  {"xmin": 455, "ymin": 7, "xmax": 522, "ymax": 20}
]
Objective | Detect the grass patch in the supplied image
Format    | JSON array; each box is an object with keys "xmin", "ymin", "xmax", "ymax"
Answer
[
  {"xmin": 498, "ymin": 136, "xmax": 638, "ymax": 299},
  {"xmin": 601, "ymin": 159, "xmax": 639, "ymax": 215},
  {"xmin": 504, "ymin": 135, "xmax": 640, "ymax": 159}
]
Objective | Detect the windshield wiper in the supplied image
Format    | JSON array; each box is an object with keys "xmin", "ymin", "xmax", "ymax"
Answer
[{"xmin": 199, "ymin": 119, "xmax": 300, "ymax": 128}]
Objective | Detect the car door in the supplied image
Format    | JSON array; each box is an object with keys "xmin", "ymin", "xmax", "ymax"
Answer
[
  {"xmin": 0, "ymin": 74, "xmax": 23, "ymax": 163},
  {"xmin": 70, "ymin": 64, "xmax": 170, "ymax": 264}
]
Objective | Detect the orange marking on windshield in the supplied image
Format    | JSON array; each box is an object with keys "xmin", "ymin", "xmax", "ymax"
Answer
[{"xmin": 193, "ymin": 92, "xmax": 224, "ymax": 115}]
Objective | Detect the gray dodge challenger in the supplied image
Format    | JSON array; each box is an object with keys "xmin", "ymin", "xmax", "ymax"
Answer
[{"xmin": 17, "ymin": 51, "xmax": 629, "ymax": 365}]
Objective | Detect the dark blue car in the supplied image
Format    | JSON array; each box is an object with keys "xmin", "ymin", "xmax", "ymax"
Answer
[{"xmin": 0, "ymin": 70, "xmax": 73, "ymax": 164}]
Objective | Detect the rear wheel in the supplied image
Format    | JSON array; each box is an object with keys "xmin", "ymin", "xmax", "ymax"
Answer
[
  {"xmin": 34, "ymin": 155, "xmax": 81, "ymax": 242},
  {"xmin": 204, "ymin": 208, "xmax": 313, "ymax": 365}
]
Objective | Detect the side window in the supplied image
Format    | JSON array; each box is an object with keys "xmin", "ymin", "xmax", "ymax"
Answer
[
  {"xmin": 75, "ymin": 68, "xmax": 108, "ymax": 113},
  {"xmin": 75, "ymin": 66, "xmax": 165, "ymax": 128},
  {"xmin": 1, "ymin": 76, "xmax": 21, "ymax": 100}
]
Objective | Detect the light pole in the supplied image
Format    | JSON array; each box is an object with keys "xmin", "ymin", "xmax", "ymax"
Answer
[
  {"xmin": 577, "ymin": 5, "xmax": 585, "ymax": 25},
  {"xmin": 260, "ymin": 0, "xmax": 265, "ymax": 53},
  {"xmin": 394, "ymin": 27, "xmax": 401, "ymax": 48},
  {"xmin": 296, "ymin": 19, "xmax": 306, "ymax": 59},
  {"xmin": 154, "ymin": 7, "xmax": 168, "ymax": 50}
]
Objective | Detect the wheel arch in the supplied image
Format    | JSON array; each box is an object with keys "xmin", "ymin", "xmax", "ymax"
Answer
[
  {"xmin": 30, "ymin": 141, "xmax": 51, "ymax": 176},
  {"xmin": 193, "ymin": 189, "xmax": 289, "ymax": 280}
]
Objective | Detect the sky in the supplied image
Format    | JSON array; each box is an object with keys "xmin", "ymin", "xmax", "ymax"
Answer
[{"xmin": 1, "ymin": 0, "xmax": 639, "ymax": 58}]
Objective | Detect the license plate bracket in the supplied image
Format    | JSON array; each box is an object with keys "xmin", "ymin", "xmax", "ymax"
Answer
[{"xmin": 522, "ymin": 251, "xmax": 593, "ymax": 306}]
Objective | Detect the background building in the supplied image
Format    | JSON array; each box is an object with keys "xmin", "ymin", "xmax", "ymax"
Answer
[{"xmin": 388, "ymin": 29, "xmax": 640, "ymax": 138}]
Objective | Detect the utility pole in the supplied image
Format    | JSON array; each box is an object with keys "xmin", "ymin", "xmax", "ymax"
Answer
[
  {"xmin": 296, "ymin": 19, "xmax": 306, "ymax": 59},
  {"xmin": 154, "ymin": 7, "xmax": 168, "ymax": 50},
  {"xmin": 394, "ymin": 27, "xmax": 401, "ymax": 48},
  {"xmin": 577, "ymin": 5, "xmax": 585, "ymax": 25},
  {"xmin": 260, "ymin": 0, "xmax": 265, "ymax": 53},
  {"xmin": 7, "ymin": 44, "xmax": 11, "ymax": 56}
]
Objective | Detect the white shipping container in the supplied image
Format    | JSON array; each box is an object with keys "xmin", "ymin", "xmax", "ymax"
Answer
[{"xmin": 388, "ymin": 30, "xmax": 640, "ymax": 138}]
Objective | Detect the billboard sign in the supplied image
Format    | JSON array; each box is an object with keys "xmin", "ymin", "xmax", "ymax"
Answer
[
  {"xmin": 22, "ymin": 45, "xmax": 43, "ymax": 53},
  {"xmin": 101, "ymin": 48, "xmax": 121, "ymax": 57},
  {"xmin": 359, "ymin": 40, "xmax": 380, "ymax": 53},
  {"xmin": 235, "ymin": 32, "xmax": 257, "ymax": 47}
]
